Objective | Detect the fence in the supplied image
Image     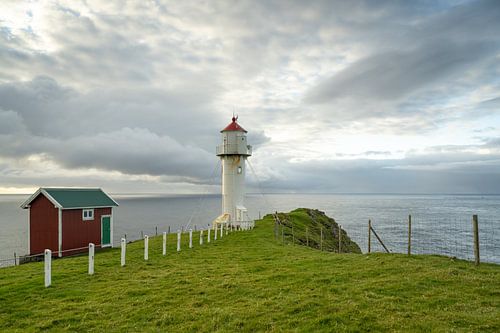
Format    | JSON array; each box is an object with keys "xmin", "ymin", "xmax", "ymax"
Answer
[
  {"xmin": 24, "ymin": 222, "xmax": 255, "ymax": 288},
  {"xmin": 273, "ymin": 213, "xmax": 500, "ymax": 265},
  {"xmin": 0, "ymin": 220, "xmax": 256, "ymax": 268}
]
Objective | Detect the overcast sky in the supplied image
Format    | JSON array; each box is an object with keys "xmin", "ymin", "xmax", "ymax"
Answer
[{"xmin": 1, "ymin": 0, "xmax": 500, "ymax": 194}]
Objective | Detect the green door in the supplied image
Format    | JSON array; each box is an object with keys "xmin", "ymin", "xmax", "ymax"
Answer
[{"xmin": 101, "ymin": 216, "xmax": 111, "ymax": 246}]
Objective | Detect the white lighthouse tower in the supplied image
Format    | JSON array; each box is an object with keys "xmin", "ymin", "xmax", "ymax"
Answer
[{"xmin": 214, "ymin": 116, "xmax": 252, "ymax": 228}]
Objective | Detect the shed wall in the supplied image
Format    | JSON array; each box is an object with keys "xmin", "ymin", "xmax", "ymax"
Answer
[
  {"xmin": 30, "ymin": 194, "xmax": 58, "ymax": 255},
  {"xmin": 62, "ymin": 207, "xmax": 111, "ymax": 256}
]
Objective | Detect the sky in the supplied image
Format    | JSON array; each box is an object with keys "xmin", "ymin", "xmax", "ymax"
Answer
[{"xmin": 0, "ymin": 0, "xmax": 500, "ymax": 194}]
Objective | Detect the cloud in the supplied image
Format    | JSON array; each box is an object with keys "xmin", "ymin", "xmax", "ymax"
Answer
[
  {"xmin": 0, "ymin": 76, "xmax": 224, "ymax": 183},
  {"xmin": 305, "ymin": 40, "xmax": 495, "ymax": 104},
  {"xmin": 52, "ymin": 127, "xmax": 214, "ymax": 179},
  {"xmin": 1, "ymin": 0, "xmax": 500, "ymax": 193},
  {"xmin": 251, "ymin": 150, "xmax": 500, "ymax": 194}
]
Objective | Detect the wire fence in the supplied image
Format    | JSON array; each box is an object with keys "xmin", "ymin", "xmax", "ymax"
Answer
[
  {"xmin": 273, "ymin": 213, "xmax": 500, "ymax": 264},
  {"xmin": 2, "ymin": 212, "xmax": 499, "ymax": 267}
]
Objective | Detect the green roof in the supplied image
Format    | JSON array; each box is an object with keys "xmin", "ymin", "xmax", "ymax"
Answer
[
  {"xmin": 22, "ymin": 188, "xmax": 118, "ymax": 209},
  {"xmin": 45, "ymin": 188, "xmax": 118, "ymax": 208}
]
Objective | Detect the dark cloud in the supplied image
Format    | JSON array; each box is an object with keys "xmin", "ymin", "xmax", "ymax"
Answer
[
  {"xmin": 0, "ymin": 76, "xmax": 222, "ymax": 181},
  {"xmin": 305, "ymin": 40, "xmax": 495, "ymax": 104}
]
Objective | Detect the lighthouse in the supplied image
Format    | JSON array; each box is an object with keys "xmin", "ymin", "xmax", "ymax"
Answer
[{"xmin": 214, "ymin": 116, "xmax": 252, "ymax": 228}]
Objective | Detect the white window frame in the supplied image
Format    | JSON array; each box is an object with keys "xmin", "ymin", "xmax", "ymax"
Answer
[{"xmin": 83, "ymin": 209, "xmax": 94, "ymax": 221}]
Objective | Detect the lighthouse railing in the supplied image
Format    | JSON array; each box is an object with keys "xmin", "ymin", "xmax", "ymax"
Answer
[
  {"xmin": 231, "ymin": 220, "xmax": 255, "ymax": 231},
  {"xmin": 216, "ymin": 144, "xmax": 252, "ymax": 156}
]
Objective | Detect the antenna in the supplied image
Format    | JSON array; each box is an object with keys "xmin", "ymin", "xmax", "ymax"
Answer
[{"xmin": 232, "ymin": 108, "xmax": 238, "ymax": 122}]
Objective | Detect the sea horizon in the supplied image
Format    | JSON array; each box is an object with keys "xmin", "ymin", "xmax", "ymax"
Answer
[
  {"xmin": 1, "ymin": 193, "xmax": 499, "ymax": 266},
  {"xmin": 3, "ymin": 192, "xmax": 500, "ymax": 196}
]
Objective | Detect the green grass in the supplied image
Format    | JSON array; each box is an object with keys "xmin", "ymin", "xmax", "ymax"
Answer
[
  {"xmin": 0, "ymin": 213, "xmax": 499, "ymax": 332},
  {"xmin": 275, "ymin": 208, "xmax": 362, "ymax": 253}
]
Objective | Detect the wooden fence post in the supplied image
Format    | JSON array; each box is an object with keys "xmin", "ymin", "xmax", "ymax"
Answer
[
  {"xmin": 163, "ymin": 232, "xmax": 167, "ymax": 256},
  {"xmin": 408, "ymin": 215, "xmax": 412, "ymax": 255},
  {"xmin": 155, "ymin": 226, "xmax": 158, "ymax": 236},
  {"xmin": 320, "ymin": 227, "xmax": 323, "ymax": 251},
  {"xmin": 274, "ymin": 212, "xmax": 279, "ymax": 240},
  {"xmin": 177, "ymin": 230, "xmax": 181, "ymax": 252},
  {"xmin": 473, "ymin": 215, "xmax": 480, "ymax": 265},
  {"xmin": 121, "ymin": 238, "xmax": 126, "ymax": 266},
  {"xmin": 168, "ymin": 225, "xmax": 171, "ymax": 234},
  {"xmin": 189, "ymin": 229, "xmax": 193, "ymax": 248},
  {"xmin": 144, "ymin": 235, "xmax": 149, "ymax": 260},
  {"xmin": 368, "ymin": 219, "xmax": 371, "ymax": 254},
  {"xmin": 88, "ymin": 243, "xmax": 95, "ymax": 275},
  {"xmin": 44, "ymin": 249, "xmax": 51, "ymax": 287},
  {"xmin": 338, "ymin": 225, "xmax": 342, "ymax": 253},
  {"xmin": 14, "ymin": 252, "xmax": 16, "ymax": 266}
]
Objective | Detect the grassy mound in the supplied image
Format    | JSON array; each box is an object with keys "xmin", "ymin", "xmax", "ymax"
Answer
[
  {"xmin": 0, "ymin": 214, "xmax": 499, "ymax": 332},
  {"xmin": 273, "ymin": 208, "xmax": 362, "ymax": 253}
]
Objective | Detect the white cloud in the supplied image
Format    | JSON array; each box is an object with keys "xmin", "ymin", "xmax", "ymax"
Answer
[{"xmin": 1, "ymin": 0, "xmax": 500, "ymax": 193}]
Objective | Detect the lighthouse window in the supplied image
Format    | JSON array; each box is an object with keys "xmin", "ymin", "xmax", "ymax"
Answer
[{"xmin": 237, "ymin": 166, "xmax": 242, "ymax": 174}]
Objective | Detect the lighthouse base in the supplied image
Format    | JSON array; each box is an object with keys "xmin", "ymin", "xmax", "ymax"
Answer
[{"xmin": 211, "ymin": 211, "xmax": 255, "ymax": 231}]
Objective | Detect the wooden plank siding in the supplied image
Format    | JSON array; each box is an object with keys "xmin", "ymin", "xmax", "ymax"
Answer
[
  {"xmin": 62, "ymin": 207, "xmax": 111, "ymax": 256},
  {"xmin": 30, "ymin": 195, "xmax": 58, "ymax": 256}
]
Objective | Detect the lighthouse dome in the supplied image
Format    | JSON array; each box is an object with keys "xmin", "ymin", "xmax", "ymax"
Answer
[{"xmin": 221, "ymin": 116, "xmax": 247, "ymax": 133}]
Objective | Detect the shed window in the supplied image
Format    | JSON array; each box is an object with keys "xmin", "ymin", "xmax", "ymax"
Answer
[{"xmin": 83, "ymin": 209, "xmax": 94, "ymax": 221}]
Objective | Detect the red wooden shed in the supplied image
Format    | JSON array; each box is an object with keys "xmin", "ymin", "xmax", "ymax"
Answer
[{"xmin": 21, "ymin": 188, "xmax": 119, "ymax": 257}]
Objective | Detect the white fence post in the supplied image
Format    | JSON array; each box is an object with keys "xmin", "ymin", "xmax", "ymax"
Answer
[
  {"xmin": 121, "ymin": 238, "xmax": 126, "ymax": 267},
  {"xmin": 189, "ymin": 229, "xmax": 193, "ymax": 248},
  {"xmin": 163, "ymin": 232, "xmax": 167, "ymax": 256},
  {"xmin": 200, "ymin": 230, "xmax": 204, "ymax": 245},
  {"xmin": 44, "ymin": 249, "xmax": 51, "ymax": 288},
  {"xmin": 177, "ymin": 230, "xmax": 181, "ymax": 252},
  {"xmin": 208, "ymin": 228, "xmax": 211, "ymax": 243},
  {"xmin": 88, "ymin": 243, "xmax": 95, "ymax": 275},
  {"xmin": 144, "ymin": 235, "xmax": 149, "ymax": 261}
]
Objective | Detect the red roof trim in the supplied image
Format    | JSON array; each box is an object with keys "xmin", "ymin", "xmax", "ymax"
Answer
[{"xmin": 221, "ymin": 116, "xmax": 247, "ymax": 133}]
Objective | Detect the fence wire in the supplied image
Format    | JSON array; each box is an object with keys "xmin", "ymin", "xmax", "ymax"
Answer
[
  {"xmin": 273, "ymin": 213, "xmax": 499, "ymax": 264},
  {"xmin": 340, "ymin": 215, "xmax": 499, "ymax": 264}
]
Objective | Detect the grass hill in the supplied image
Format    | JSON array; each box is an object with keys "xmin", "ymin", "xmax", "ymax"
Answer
[
  {"xmin": 274, "ymin": 208, "xmax": 362, "ymax": 253},
  {"xmin": 0, "ymin": 210, "xmax": 499, "ymax": 332}
]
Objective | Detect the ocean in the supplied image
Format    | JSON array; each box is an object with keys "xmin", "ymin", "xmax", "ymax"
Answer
[{"xmin": 1, "ymin": 193, "xmax": 499, "ymax": 266}]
